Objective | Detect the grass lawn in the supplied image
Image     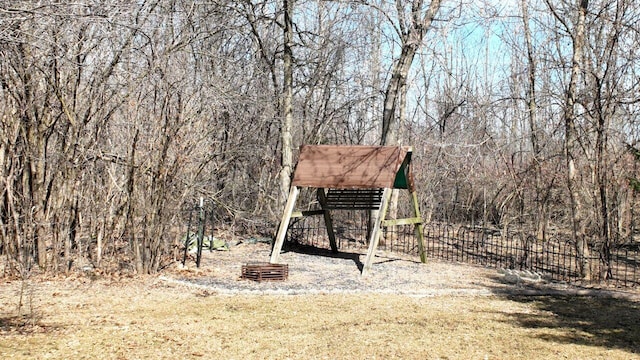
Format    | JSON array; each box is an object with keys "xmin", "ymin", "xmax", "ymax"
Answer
[{"xmin": 1, "ymin": 278, "xmax": 639, "ymax": 359}]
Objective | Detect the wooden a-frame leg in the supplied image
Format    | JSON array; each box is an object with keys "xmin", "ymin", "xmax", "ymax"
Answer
[
  {"xmin": 411, "ymin": 190, "xmax": 427, "ymax": 263},
  {"xmin": 270, "ymin": 186, "xmax": 299, "ymax": 263},
  {"xmin": 317, "ymin": 188, "xmax": 338, "ymax": 253},
  {"xmin": 362, "ymin": 188, "xmax": 391, "ymax": 275}
]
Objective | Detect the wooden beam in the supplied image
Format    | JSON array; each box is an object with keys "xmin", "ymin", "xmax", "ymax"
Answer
[
  {"xmin": 270, "ymin": 186, "xmax": 299, "ymax": 263},
  {"xmin": 290, "ymin": 210, "xmax": 325, "ymax": 218},
  {"xmin": 382, "ymin": 217, "xmax": 423, "ymax": 227},
  {"xmin": 317, "ymin": 188, "xmax": 338, "ymax": 253},
  {"xmin": 362, "ymin": 188, "xmax": 391, "ymax": 275},
  {"xmin": 411, "ymin": 190, "xmax": 427, "ymax": 263}
]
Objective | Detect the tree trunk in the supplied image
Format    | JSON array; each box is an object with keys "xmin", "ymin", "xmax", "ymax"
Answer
[
  {"xmin": 521, "ymin": 0, "xmax": 548, "ymax": 242},
  {"xmin": 381, "ymin": 45, "xmax": 415, "ymax": 146},
  {"xmin": 380, "ymin": 0, "xmax": 442, "ymax": 146},
  {"xmin": 563, "ymin": 0, "xmax": 591, "ymax": 279},
  {"xmin": 126, "ymin": 130, "xmax": 142, "ymax": 274},
  {"xmin": 375, "ymin": 0, "xmax": 442, "ymax": 243},
  {"xmin": 386, "ymin": 81, "xmax": 408, "ymax": 242},
  {"xmin": 280, "ymin": 0, "xmax": 294, "ymax": 209}
]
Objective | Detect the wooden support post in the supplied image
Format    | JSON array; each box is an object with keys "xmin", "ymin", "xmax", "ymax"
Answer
[
  {"xmin": 317, "ymin": 188, "xmax": 338, "ymax": 253},
  {"xmin": 362, "ymin": 188, "xmax": 391, "ymax": 275},
  {"xmin": 291, "ymin": 209, "xmax": 325, "ymax": 218},
  {"xmin": 411, "ymin": 190, "xmax": 427, "ymax": 263},
  {"xmin": 382, "ymin": 217, "xmax": 423, "ymax": 226},
  {"xmin": 270, "ymin": 186, "xmax": 299, "ymax": 263}
]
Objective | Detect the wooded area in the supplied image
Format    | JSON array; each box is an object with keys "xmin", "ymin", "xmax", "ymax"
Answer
[{"xmin": 1, "ymin": 0, "xmax": 639, "ymax": 277}]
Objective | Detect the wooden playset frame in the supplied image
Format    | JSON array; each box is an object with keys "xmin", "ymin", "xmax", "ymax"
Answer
[{"xmin": 270, "ymin": 145, "xmax": 426, "ymax": 275}]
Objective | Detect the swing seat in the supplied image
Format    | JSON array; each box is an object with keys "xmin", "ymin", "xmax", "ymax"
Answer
[{"xmin": 322, "ymin": 189, "xmax": 384, "ymax": 210}]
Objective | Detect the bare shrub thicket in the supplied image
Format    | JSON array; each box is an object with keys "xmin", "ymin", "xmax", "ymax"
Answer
[{"xmin": 1, "ymin": 0, "xmax": 639, "ymax": 276}]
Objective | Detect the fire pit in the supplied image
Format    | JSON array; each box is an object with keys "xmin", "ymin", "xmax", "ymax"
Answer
[{"xmin": 241, "ymin": 262, "xmax": 288, "ymax": 282}]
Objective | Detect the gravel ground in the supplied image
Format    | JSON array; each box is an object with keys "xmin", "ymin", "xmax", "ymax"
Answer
[
  {"xmin": 163, "ymin": 242, "xmax": 640, "ymax": 300},
  {"xmin": 165, "ymin": 242, "xmax": 539, "ymax": 297}
]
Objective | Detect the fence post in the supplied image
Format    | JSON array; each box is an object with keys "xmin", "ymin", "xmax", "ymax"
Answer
[
  {"xmin": 196, "ymin": 197, "xmax": 204, "ymax": 268},
  {"xmin": 182, "ymin": 207, "xmax": 194, "ymax": 266}
]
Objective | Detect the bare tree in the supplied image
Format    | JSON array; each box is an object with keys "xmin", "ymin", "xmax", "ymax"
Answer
[
  {"xmin": 2, "ymin": 0, "xmax": 640, "ymax": 279},
  {"xmin": 520, "ymin": 0, "xmax": 549, "ymax": 241},
  {"xmin": 544, "ymin": 0, "xmax": 591, "ymax": 278},
  {"xmin": 380, "ymin": 0, "xmax": 443, "ymax": 146},
  {"xmin": 279, "ymin": 0, "xmax": 294, "ymax": 209}
]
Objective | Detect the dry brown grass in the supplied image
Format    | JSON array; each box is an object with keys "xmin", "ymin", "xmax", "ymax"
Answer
[{"xmin": 1, "ymin": 276, "xmax": 639, "ymax": 360}]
